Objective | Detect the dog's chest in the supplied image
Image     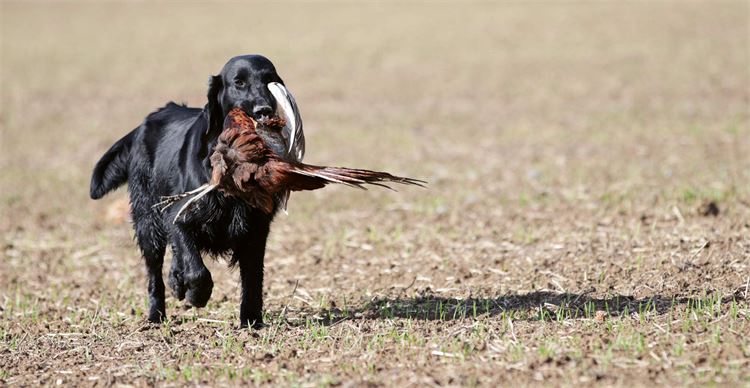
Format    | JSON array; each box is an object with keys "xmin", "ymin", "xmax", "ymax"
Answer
[{"xmin": 185, "ymin": 198, "xmax": 270, "ymax": 253}]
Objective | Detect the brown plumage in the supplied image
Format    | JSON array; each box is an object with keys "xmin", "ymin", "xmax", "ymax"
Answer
[{"xmin": 159, "ymin": 108, "xmax": 424, "ymax": 220}]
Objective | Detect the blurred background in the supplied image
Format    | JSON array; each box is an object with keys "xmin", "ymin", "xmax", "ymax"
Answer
[
  {"xmin": 1, "ymin": 1, "xmax": 748, "ymax": 384},
  {"xmin": 4, "ymin": 3, "xmax": 747, "ymax": 222}
]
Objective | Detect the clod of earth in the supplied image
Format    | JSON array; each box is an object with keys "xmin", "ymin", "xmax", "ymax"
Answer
[{"xmin": 698, "ymin": 201, "xmax": 720, "ymax": 217}]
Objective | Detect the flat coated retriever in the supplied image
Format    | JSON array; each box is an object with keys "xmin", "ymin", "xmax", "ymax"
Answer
[{"xmin": 90, "ymin": 55, "xmax": 292, "ymax": 328}]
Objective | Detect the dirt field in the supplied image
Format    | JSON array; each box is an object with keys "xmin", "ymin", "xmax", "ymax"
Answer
[{"xmin": 2, "ymin": 2, "xmax": 749, "ymax": 386}]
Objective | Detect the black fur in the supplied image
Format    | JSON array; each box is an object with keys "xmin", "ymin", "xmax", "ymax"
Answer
[{"xmin": 90, "ymin": 55, "xmax": 286, "ymax": 328}]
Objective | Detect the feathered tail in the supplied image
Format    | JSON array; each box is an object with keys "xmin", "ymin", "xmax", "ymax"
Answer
[{"xmin": 284, "ymin": 163, "xmax": 426, "ymax": 191}]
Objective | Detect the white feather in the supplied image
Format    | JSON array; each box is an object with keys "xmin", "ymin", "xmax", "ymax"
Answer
[
  {"xmin": 268, "ymin": 82, "xmax": 297, "ymax": 155},
  {"xmin": 267, "ymin": 82, "xmax": 305, "ymax": 213}
]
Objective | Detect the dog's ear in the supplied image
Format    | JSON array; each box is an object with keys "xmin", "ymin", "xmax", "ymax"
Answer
[{"xmin": 205, "ymin": 75, "xmax": 224, "ymax": 134}]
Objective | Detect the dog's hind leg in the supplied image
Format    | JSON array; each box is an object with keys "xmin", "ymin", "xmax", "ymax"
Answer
[{"xmin": 132, "ymin": 213, "xmax": 167, "ymax": 323}]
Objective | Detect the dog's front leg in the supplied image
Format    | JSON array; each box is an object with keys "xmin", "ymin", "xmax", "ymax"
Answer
[
  {"xmin": 168, "ymin": 241, "xmax": 186, "ymax": 301},
  {"xmin": 234, "ymin": 222, "xmax": 271, "ymax": 329},
  {"xmin": 172, "ymin": 228, "xmax": 213, "ymax": 308}
]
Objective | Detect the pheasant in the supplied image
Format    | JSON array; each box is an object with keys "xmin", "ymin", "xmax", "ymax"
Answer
[{"xmin": 157, "ymin": 83, "xmax": 424, "ymax": 221}]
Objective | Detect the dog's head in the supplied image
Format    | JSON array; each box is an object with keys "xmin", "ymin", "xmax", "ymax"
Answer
[{"xmin": 206, "ymin": 55, "xmax": 285, "ymax": 134}]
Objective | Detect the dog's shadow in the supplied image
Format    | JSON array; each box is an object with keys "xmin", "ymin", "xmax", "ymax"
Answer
[{"xmin": 280, "ymin": 289, "xmax": 746, "ymax": 326}]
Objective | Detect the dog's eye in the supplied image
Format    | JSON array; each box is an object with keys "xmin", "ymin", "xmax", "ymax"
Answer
[{"xmin": 234, "ymin": 80, "xmax": 246, "ymax": 88}]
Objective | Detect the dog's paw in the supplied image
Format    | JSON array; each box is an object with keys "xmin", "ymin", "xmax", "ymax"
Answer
[
  {"xmin": 168, "ymin": 269, "xmax": 186, "ymax": 301},
  {"xmin": 185, "ymin": 268, "xmax": 213, "ymax": 308},
  {"xmin": 239, "ymin": 317, "xmax": 264, "ymax": 330},
  {"xmin": 147, "ymin": 309, "xmax": 165, "ymax": 324}
]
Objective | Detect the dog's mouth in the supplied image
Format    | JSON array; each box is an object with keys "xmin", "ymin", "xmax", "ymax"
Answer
[{"xmin": 256, "ymin": 115, "xmax": 287, "ymax": 129}]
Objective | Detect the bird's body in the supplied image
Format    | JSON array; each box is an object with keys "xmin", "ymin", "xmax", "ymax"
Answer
[
  {"xmin": 208, "ymin": 110, "xmax": 283, "ymax": 213},
  {"xmin": 160, "ymin": 108, "xmax": 424, "ymax": 220}
]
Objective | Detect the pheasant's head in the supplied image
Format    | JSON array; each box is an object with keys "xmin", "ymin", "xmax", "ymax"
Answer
[{"xmin": 225, "ymin": 107, "xmax": 257, "ymax": 135}]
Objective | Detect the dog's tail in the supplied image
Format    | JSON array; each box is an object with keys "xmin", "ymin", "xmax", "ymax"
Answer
[{"xmin": 90, "ymin": 130, "xmax": 136, "ymax": 199}]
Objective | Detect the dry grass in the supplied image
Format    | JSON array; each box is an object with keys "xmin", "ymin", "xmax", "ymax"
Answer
[{"xmin": 1, "ymin": 1, "xmax": 749, "ymax": 386}]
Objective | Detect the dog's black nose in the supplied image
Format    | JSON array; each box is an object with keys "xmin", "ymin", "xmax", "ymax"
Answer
[{"xmin": 253, "ymin": 105, "xmax": 273, "ymax": 118}]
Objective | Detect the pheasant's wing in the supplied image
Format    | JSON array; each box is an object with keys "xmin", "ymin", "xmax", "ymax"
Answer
[{"xmin": 268, "ymin": 82, "xmax": 306, "ymax": 213}]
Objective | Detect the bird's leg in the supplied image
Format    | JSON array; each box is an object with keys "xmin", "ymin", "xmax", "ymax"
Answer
[
  {"xmin": 152, "ymin": 184, "xmax": 212, "ymax": 212},
  {"xmin": 172, "ymin": 184, "xmax": 218, "ymax": 224}
]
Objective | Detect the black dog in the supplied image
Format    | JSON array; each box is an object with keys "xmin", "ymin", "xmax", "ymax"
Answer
[{"xmin": 90, "ymin": 55, "xmax": 290, "ymax": 328}]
